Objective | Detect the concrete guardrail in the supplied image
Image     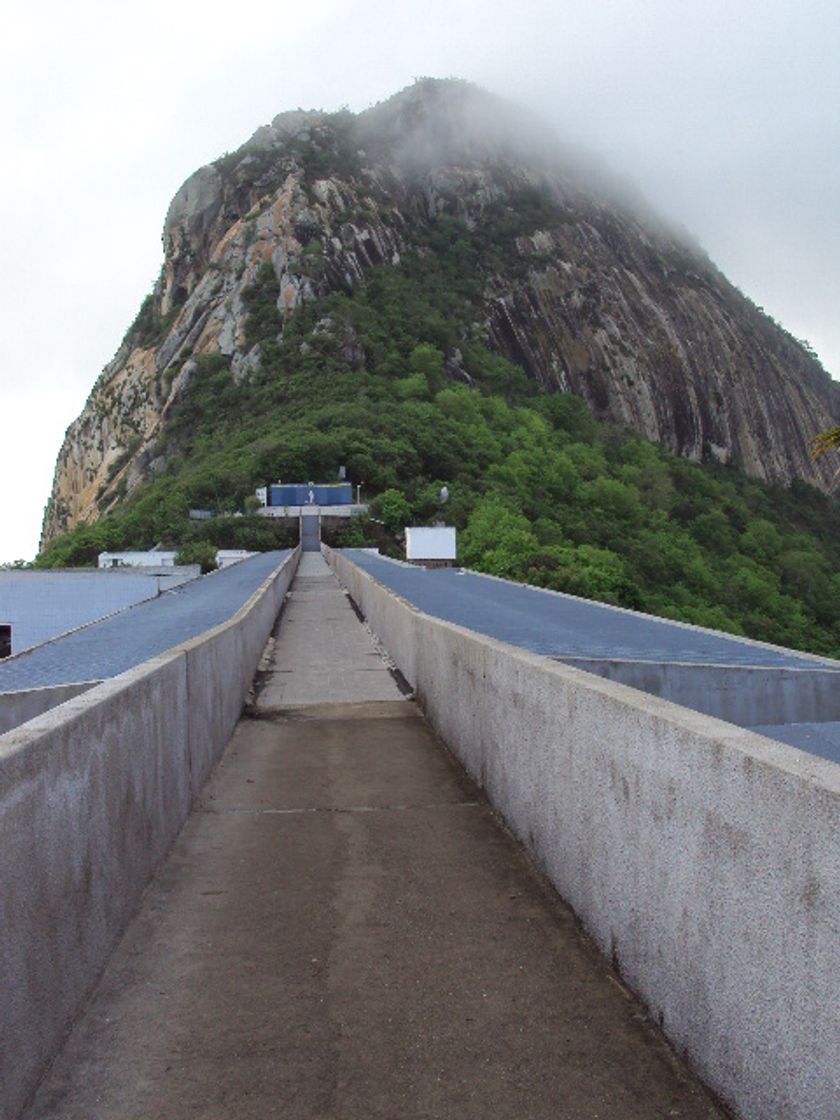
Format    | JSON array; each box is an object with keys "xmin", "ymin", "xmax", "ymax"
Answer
[
  {"xmin": 0, "ymin": 548, "xmax": 299, "ymax": 1120},
  {"xmin": 326, "ymin": 546, "xmax": 840, "ymax": 1120}
]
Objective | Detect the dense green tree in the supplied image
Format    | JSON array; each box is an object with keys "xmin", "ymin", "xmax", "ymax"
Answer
[
  {"xmin": 461, "ymin": 497, "xmax": 537, "ymax": 569},
  {"xmin": 372, "ymin": 488, "xmax": 413, "ymax": 534},
  {"xmin": 175, "ymin": 541, "xmax": 218, "ymax": 573}
]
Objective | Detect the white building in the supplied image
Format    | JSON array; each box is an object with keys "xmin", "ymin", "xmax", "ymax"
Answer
[
  {"xmin": 99, "ymin": 549, "xmax": 256, "ymax": 572},
  {"xmin": 98, "ymin": 550, "xmax": 179, "ymax": 568},
  {"xmin": 405, "ymin": 526, "xmax": 457, "ymax": 567},
  {"xmin": 216, "ymin": 550, "xmax": 257, "ymax": 569}
]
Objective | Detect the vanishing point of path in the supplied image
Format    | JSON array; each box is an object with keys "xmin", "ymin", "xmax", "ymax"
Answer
[{"xmin": 24, "ymin": 554, "xmax": 726, "ymax": 1119}]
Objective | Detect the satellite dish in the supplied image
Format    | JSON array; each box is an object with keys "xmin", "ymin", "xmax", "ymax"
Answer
[{"xmin": 439, "ymin": 485, "xmax": 449, "ymax": 504}]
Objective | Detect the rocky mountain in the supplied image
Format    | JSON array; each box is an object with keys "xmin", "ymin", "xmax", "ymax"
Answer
[{"xmin": 42, "ymin": 78, "xmax": 839, "ymax": 544}]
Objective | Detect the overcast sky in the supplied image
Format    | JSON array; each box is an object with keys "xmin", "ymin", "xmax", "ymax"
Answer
[{"xmin": 1, "ymin": 0, "xmax": 838, "ymax": 561}]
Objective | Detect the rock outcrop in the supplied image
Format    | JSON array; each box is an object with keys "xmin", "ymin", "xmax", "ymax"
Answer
[{"xmin": 42, "ymin": 79, "xmax": 839, "ymax": 544}]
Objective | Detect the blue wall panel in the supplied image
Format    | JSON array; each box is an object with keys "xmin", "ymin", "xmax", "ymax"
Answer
[{"xmin": 268, "ymin": 483, "xmax": 353, "ymax": 506}]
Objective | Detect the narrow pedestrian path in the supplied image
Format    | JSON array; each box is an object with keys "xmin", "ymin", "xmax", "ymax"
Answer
[
  {"xmin": 23, "ymin": 554, "xmax": 726, "ymax": 1119},
  {"xmin": 257, "ymin": 551, "xmax": 404, "ymax": 707}
]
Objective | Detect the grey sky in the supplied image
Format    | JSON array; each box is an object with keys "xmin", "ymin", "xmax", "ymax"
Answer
[{"xmin": 2, "ymin": 0, "xmax": 838, "ymax": 561}]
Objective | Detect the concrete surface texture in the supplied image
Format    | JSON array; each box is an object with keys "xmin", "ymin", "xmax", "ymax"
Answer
[
  {"xmin": 1, "ymin": 551, "xmax": 298, "ymax": 1120},
  {"xmin": 327, "ymin": 546, "xmax": 840, "ymax": 1120},
  {"xmin": 22, "ymin": 556, "xmax": 726, "ymax": 1120},
  {"xmin": 299, "ymin": 512, "xmax": 321, "ymax": 552},
  {"xmin": 1, "ymin": 654, "xmax": 190, "ymax": 1120},
  {"xmin": 0, "ymin": 551, "xmax": 290, "ymax": 692},
  {"xmin": 257, "ymin": 552, "xmax": 404, "ymax": 707}
]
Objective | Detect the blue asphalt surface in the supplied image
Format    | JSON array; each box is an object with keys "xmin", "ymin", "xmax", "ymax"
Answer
[
  {"xmin": 344, "ymin": 552, "xmax": 840, "ymax": 765},
  {"xmin": 0, "ymin": 552, "xmax": 288, "ymax": 691},
  {"xmin": 344, "ymin": 552, "xmax": 830, "ymax": 668},
  {"xmin": 748, "ymin": 722, "xmax": 840, "ymax": 766}
]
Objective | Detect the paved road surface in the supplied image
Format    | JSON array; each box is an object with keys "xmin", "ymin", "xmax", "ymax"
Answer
[
  {"xmin": 343, "ymin": 551, "xmax": 829, "ymax": 668},
  {"xmin": 23, "ymin": 553, "xmax": 726, "ymax": 1119},
  {"xmin": 0, "ymin": 552, "xmax": 288, "ymax": 692}
]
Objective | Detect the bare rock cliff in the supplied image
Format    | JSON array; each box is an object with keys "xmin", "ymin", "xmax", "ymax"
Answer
[{"xmin": 42, "ymin": 80, "xmax": 839, "ymax": 543}]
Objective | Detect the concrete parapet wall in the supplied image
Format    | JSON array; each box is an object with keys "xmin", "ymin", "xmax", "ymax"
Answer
[
  {"xmin": 557, "ymin": 657, "xmax": 840, "ymax": 726},
  {"xmin": 0, "ymin": 680, "xmax": 102, "ymax": 736},
  {"xmin": 181, "ymin": 553, "xmax": 292, "ymax": 793},
  {"xmin": 0, "ymin": 549, "xmax": 299, "ymax": 1120},
  {"xmin": 326, "ymin": 547, "xmax": 840, "ymax": 1120}
]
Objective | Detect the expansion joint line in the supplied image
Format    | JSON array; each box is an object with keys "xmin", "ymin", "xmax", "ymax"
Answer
[{"xmin": 198, "ymin": 801, "xmax": 481, "ymax": 816}]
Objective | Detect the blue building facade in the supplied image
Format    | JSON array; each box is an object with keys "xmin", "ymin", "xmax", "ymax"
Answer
[{"xmin": 267, "ymin": 483, "xmax": 354, "ymax": 506}]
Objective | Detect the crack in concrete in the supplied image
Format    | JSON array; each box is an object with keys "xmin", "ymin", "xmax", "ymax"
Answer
[{"xmin": 198, "ymin": 801, "xmax": 481, "ymax": 816}]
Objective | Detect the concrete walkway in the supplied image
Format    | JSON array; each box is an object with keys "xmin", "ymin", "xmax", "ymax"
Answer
[
  {"xmin": 257, "ymin": 552, "xmax": 404, "ymax": 707},
  {"xmin": 23, "ymin": 555, "xmax": 726, "ymax": 1119}
]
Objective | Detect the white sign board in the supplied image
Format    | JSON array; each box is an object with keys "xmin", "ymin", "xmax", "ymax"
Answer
[
  {"xmin": 405, "ymin": 526, "xmax": 457, "ymax": 561},
  {"xmin": 98, "ymin": 551, "xmax": 178, "ymax": 568}
]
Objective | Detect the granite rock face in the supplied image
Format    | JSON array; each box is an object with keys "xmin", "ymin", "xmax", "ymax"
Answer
[{"xmin": 42, "ymin": 79, "xmax": 839, "ymax": 544}]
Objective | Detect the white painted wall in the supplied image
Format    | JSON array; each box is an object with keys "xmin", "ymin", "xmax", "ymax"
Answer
[
  {"xmin": 216, "ymin": 550, "xmax": 256, "ymax": 568},
  {"xmin": 98, "ymin": 551, "xmax": 178, "ymax": 568},
  {"xmin": 405, "ymin": 526, "xmax": 456, "ymax": 561}
]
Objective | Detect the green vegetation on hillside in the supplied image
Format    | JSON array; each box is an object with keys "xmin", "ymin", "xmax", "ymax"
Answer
[
  {"xmin": 37, "ymin": 514, "xmax": 297, "ymax": 568},
  {"xmin": 38, "ymin": 209, "xmax": 840, "ymax": 658}
]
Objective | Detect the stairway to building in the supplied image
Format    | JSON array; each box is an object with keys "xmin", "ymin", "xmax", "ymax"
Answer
[
  {"xmin": 299, "ymin": 513, "xmax": 321, "ymax": 552},
  {"xmin": 22, "ymin": 554, "xmax": 725, "ymax": 1119}
]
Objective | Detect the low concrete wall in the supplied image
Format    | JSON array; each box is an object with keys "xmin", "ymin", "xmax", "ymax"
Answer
[
  {"xmin": 557, "ymin": 657, "xmax": 840, "ymax": 726},
  {"xmin": 182, "ymin": 553, "xmax": 294, "ymax": 794},
  {"xmin": 326, "ymin": 547, "xmax": 840, "ymax": 1120},
  {"xmin": 0, "ymin": 680, "xmax": 102, "ymax": 736},
  {"xmin": 0, "ymin": 548, "xmax": 299, "ymax": 1120}
]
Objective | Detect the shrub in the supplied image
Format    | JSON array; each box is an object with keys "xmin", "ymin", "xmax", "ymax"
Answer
[{"xmin": 175, "ymin": 541, "xmax": 218, "ymax": 573}]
